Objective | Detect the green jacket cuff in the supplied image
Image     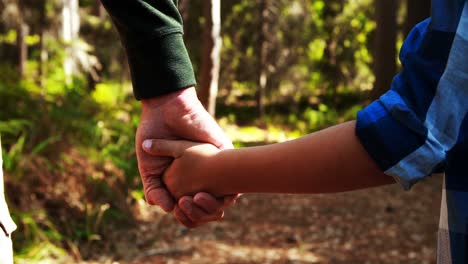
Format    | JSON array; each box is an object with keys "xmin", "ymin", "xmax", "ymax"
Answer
[{"xmin": 124, "ymin": 32, "xmax": 197, "ymax": 100}]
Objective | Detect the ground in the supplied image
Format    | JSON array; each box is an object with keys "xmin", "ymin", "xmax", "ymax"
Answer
[{"xmin": 84, "ymin": 174, "xmax": 442, "ymax": 264}]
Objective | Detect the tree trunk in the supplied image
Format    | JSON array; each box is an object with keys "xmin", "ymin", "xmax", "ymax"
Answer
[
  {"xmin": 372, "ymin": 0, "xmax": 397, "ymax": 100},
  {"xmin": 16, "ymin": 0, "xmax": 28, "ymax": 80},
  {"xmin": 38, "ymin": 0, "xmax": 48, "ymax": 88},
  {"xmin": 199, "ymin": 0, "xmax": 222, "ymax": 116},
  {"xmin": 256, "ymin": 0, "xmax": 268, "ymax": 121},
  {"xmin": 16, "ymin": 22, "xmax": 28, "ymax": 79},
  {"xmin": 404, "ymin": 0, "xmax": 430, "ymax": 37},
  {"xmin": 62, "ymin": 0, "xmax": 80, "ymax": 83},
  {"xmin": 321, "ymin": 1, "xmax": 344, "ymax": 101}
]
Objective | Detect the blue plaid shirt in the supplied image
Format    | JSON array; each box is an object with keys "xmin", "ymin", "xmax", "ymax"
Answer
[{"xmin": 356, "ymin": 0, "xmax": 468, "ymax": 262}]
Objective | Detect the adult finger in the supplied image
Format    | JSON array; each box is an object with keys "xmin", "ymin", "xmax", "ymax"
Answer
[{"xmin": 142, "ymin": 176, "xmax": 175, "ymax": 212}]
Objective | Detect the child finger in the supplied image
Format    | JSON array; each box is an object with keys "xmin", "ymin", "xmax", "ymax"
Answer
[
  {"xmin": 174, "ymin": 206, "xmax": 198, "ymax": 229},
  {"xmin": 179, "ymin": 197, "xmax": 224, "ymax": 223},
  {"xmin": 193, "ymin": 193, "xmax": 225, "ymax": 213},
  {"xmin": 142, "ymin": 139, "xmax": 200, "ymax": 158}
]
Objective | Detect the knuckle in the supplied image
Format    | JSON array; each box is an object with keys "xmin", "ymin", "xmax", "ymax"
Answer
[{"xmin": 143, "ymin": 175, "xmax": 163, "ymax": 189}]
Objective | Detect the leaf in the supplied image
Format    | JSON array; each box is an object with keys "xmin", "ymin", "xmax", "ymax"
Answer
[
  {"xmin": 31, "ymin": 136, "xmax": 61, "ymax": 155},
  {"xmin": 0, "ymin": 119, "xmax": 31, "ymax": 136},
  {"xmin": 4, "ymin": 134, "xmax": 26, "ymax": 171}
]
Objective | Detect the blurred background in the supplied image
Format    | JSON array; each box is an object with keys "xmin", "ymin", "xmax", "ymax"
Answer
[{"xmin": 0, "ymin": 0, "xmax": 441, "ymax": 263}]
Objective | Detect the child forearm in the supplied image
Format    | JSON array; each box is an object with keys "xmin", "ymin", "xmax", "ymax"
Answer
[{"xmin": 204, "ymin": 121, "xmax": 395, "ymax": 195}]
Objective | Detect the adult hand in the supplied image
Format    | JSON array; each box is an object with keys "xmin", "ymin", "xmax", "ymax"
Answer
[{"xmin": 136, "ymin": 87, "xmax": 237, "ymax": 227}]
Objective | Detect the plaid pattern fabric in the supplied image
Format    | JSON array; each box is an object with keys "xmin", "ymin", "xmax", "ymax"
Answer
[{"xmin": 356, "ymin": 0, "xmax": 468, "ymax": 263}]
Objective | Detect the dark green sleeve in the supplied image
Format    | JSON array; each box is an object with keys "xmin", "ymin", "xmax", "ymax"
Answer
[{"xmin": 101, "ymin": 0, "xmax": 196, "ymax": 100}]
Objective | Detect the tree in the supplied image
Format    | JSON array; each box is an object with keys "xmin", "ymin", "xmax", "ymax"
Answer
[
  {"xmin": 61, "ymin": 0, "xmax": 80, "ymax": 83},
  {"xmin": 16, "ymin": 7, "xmax": 28, "ymax": 78},
  {"xmin": 320, "ymin": 0, "xmax": 345, "ymax": 100},
  {"xmin": 404, "ymin": 0, "xmax": 430, "ymax": 37},
  {"xmin": 372, "ymin": 0, "xmax": 397, "ymax": 99},
  {"xmin": 38, "ymin": 0, "xmax": 48, "ymax": 87},
  {"xmin": 1, "ymin": 0, "xmax": 29, "ymax": 78},
  {"xmin": 198, "ymin": 0, "xmax": 222, "ymax": 116},
  {"xmin": 256, "ymin": 0, "xmax": 269, "ymax": 121}
]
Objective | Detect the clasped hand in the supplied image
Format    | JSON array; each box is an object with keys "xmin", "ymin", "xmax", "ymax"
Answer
[{"xmin": 136, "ymin": 87, "xmax": 237, "ymax": 228}]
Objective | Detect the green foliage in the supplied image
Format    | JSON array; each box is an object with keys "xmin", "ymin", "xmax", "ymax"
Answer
[
  {"xmin": 302, "ymin": 105, "xmax": 338, "ymax": 131},
  {"xmin": 1, "ymin": 134, "xmax": 26, "ymax": 172},
  {"xmin": 0, "ymin": 50, "xmax": 139, "ymax": 259},
  {"xmin": 0, "ymin": 120, "xmax": 31, "ymax": 138},
  {"xmin": 77, "ymin": 203, "xmax": 110, "ymax": 241},
  {"xmin": 15, "ymin": 243, "xmax": 69, "ymax": 264},
  {"xmin": 12, "ymin": 210, "xmax": 69, "ymax": 263},
  {"xmin": 0, "ymin": 30, "xmax": 17, "ymax": 44}
]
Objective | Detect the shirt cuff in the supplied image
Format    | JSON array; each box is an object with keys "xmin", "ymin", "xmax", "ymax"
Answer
[
  {"xmin": 123, "ymin": 32, "xmax": 197, "ymax": 100},
  {"xmin": 355, "ymin": 91, "xmax": 436, "ymax": 190}
]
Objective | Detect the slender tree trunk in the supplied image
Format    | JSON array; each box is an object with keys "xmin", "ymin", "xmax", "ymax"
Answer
[
  {"xmin": 62, "ymin": 0, "xmax": 80, "ymax": 83},
  {"xmin": 39, "ymin": 28, "xmax": 48, "ymax": 89},
  {"xmin": 321, "ymin": 1, "xmax": 344, "ymax": 101},
  {"xmin": 372, "ymin": 0, "xmax": 397, "ymax": 100},
  {"xmin": 16, "ymin": 21, "xmax": 28, "ymax": 79},
  {"xmin": 38, "ymin": 0, "xmax": 48, "ymax": 88},
  {"xmin": 256, "ymin": 0, "xmax": 268, "ymax": 121},
  {"xmin": 16, "ymin": 0, "xmax": 29, "ymax": 79},
  {"xmin": 404, "ymin": 0, "xmax": 430, "ymax": 37},
  {"xmin": 199, "ymin": 0, "xmax": 222, "ymax": 116},
  {"xmin": 85, "ymin": 0, "xmax": 105, "ymax": 91}
]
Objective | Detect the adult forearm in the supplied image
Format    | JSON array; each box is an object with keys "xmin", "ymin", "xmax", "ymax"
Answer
[
  {"xmin": 101, "ymin": 0, "xmax": 196, "ymax": 99},
  {"xmin": 207, "ymin": 121, "xmax": 395, "ymax": 195}
]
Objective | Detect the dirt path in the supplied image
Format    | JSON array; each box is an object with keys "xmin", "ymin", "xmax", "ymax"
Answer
[{"xmin": 86, "ymin": 175, "xmax": 442, "ymax": 264}]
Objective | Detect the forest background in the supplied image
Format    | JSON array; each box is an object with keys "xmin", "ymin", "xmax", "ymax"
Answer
[{"xmin": 0, "ymin": 0, "xmax": 437, "ymax": 263}]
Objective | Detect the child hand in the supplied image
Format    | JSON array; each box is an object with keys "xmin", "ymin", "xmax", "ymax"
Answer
[{"xmin": 142, "ymin": 139, "xmax": 221, "ymax": 199}]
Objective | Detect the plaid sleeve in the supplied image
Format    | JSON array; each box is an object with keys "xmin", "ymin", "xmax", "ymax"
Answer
[
  {"xmin": 437, "ymin": 2, "xmax": 468, "ymax": 262},
  {"xmin": 356, "ymin": 17, "xmax": 459, "ymax": 189}
]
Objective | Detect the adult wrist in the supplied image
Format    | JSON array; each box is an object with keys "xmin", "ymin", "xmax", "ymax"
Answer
[{"xmin": 141, "ymin": 86, "xmax": 198, "ymax": 111}]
